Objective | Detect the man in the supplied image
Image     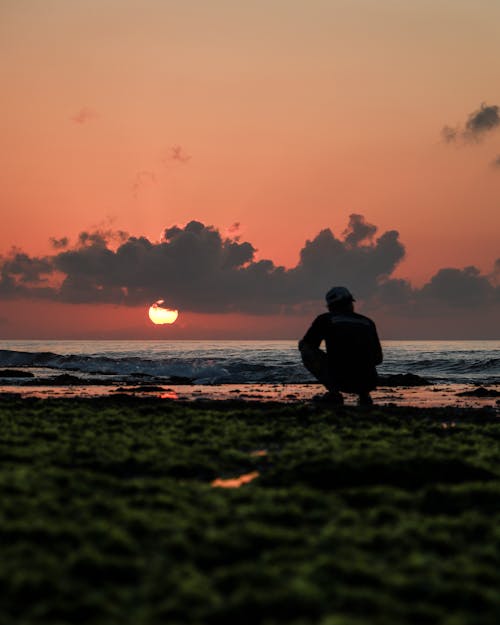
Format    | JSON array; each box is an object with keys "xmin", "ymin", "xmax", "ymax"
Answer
[{"xmin": 299, "ymin": 286, "xmax": 383, "ymax": 406}]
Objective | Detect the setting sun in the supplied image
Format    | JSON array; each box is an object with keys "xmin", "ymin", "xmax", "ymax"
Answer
[{"xmin": 148, "ymin": 300, "xmax": 179, "ymax": 325}]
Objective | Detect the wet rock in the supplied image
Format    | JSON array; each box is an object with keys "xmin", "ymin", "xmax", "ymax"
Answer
[
  {"xmin": 456, "ymin": 387, "xmax": 500, "ymax": 398},
  {"xmin": 378, "ymin": 373, "xmax": 431, "ymax": 387},
  {"xmin": 0, "ymin": 369, "xmax": 34, "ymax": 378},
  {"xmin": 124, "ymin": 385, "xmax": 165, "ymax": 392},
  {"xmin": 88, "ymin": 370, "xmax": 116, "ymax": 376},
  {"xmin": 168, "ymin": 376, "xmax": 193, "ymax": 385},
  {"xmin": 46, "ymin": 374, "xmax": 84, "ymax": 385},
  {"xmin": 24, "ymin": 374, "xmax": 111, "ymax": 386}
]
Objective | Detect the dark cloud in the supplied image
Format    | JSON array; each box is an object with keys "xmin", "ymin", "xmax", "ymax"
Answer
[
  {"xmin": 0, "ymin": 251, "xmax": 54, "ymax": 299},
  {"xmin": 1, "ymin": 216, "xmax": 498, "ymax": 320},
  {"xmin": 418, "ymin": 266, "xmax": 498, "ymax": 308},
  {"xmin": 1, "ymin": 252, "xmax": 52, "ymax": 283},
  {"xmin": 342, "ymin": 213, "xmax": 377, "ymax": 248},
  {"xmin": 77, "ymin": 229, "xmax": 128, "ymax": 248},
  {"xmin": 289, "ymin": 217, "xmax": 405, "ymax": 304},
  {"xmin": 490, "ymin": 258, "xmax": 500, "ymax": 286},
  {"xmin": 442, "ymin": 103, "xmax": 500, "ymax": 143},
  {"xmin": 50, "ymin": 237, "xmax": 69, "ymax": 249},
  {"xmin": 465, "ymin": 103, "xmax": 500, "ymax": 139}
]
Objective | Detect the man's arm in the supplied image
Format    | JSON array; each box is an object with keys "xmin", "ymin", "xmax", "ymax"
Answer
[
  {"xmin": 298, "ymin": 316, "xmax": 324, "ymax": 351},
  {"xmin": 371, "ymin": 323, "xmax": 383, "ymax": 365}
]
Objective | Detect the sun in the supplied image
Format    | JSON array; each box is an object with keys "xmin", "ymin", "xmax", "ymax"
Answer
[{"xmin": 148, "ymin": 300, "xmax": 179, "ymax": 325}]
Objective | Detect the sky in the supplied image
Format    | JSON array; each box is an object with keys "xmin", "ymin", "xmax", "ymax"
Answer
[{"xmin": 1, "ymin": 0, "xmax": 499, "ymax": 339}]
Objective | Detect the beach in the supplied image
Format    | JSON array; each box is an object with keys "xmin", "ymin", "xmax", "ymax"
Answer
[
  {"xmin": 1, "ymin": 339, "xmax": 499, "ymax": 410},
  {"xmin": 2, "ymin": 393, "xmax": 500, "ymax": 625},
  {"xmin": 1, "ymin": 380, "xmax": 500, "ymax": 411}
]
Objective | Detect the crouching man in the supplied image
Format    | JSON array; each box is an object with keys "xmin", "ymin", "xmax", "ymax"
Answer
[{"xmin": 299, "ymin": 287, "xmax": 383, "ymax": 406}]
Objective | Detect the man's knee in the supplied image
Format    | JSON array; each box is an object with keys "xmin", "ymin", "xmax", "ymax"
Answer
[
  {"xmin": 299, "ymin": 342, "xmax": 325, "ymax": 367},
  {"xmin": 299, "ymin": 342, "xmax": 331, "ymax": 386}
]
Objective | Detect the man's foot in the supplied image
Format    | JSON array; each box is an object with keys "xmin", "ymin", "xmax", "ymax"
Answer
[
  {"xmin": 314, "ymin": 391, "xmax": 344, "ymax": 406},
  {"xmin": 358, "ymin": 393, "xmax": 373, "ymax": 407}
]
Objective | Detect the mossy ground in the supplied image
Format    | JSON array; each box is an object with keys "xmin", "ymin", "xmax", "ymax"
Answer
[{"xmin": 1, "ymin": 396, "xmax": 500, "ymax": 625}]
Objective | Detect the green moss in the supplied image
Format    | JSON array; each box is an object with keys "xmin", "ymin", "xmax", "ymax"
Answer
[{"xmin": 1, "ymin": 396, "xmax": 500, "ymax": 624}]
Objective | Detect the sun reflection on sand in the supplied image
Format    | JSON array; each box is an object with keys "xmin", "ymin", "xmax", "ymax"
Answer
[
  {"xmin": 0, "ymin": 382, "xmax": 499, "ymax": 411},
  {"xmin": 211, "ymin": 471, "xmax": 259, "ymax": 488},
  {"xmin": 159, "ymin": 390, "xmax": 179, "ymax": 400}
]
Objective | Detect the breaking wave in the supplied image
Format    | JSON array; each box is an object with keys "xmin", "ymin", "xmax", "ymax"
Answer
[{"xmin": 0, "ymin": 340, "xmax": 499, "ymax": 385}]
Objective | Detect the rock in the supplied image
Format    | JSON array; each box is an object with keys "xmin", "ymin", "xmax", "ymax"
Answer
[
  {"xmin": 456, "ymin": 387, "xmax": 500, "ymax": 398},
  {"xmin": 168, "ymin": 376, "xmax": 193, "ymax": 385},
  {"xmin": 49, "ymin": 374, "xmax": 84, "ymax": 385},
  {"xmin": 378, "ymin": 373, "xmax": 431, "ymax": 387},
  {"xmin": 24, "ymin": 373, "xmax": 84, "ymax": 386},
  {"xmin": 0, "ymin": 369, "xmax": 34, "ymax": 378}
]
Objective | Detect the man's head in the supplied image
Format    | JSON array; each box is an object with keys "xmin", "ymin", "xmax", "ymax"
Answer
[{"xmin": 325, "ymin": 286, "xmax": 355, "ymax": 313}]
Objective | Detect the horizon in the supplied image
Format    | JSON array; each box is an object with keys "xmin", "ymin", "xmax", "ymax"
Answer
[{"xmin": 3, "ymin": 338, "xmax": 500, "ymax": 344}]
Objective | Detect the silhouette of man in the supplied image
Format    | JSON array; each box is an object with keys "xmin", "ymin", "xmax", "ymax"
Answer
[{"xmin": 299, "ymin": 286, "xmax": 383, "ymax": 406}]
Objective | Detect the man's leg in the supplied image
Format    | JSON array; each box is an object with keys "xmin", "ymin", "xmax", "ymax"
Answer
[
  {"xmin": 299, "ymin": 343, "xmax": 343, "ymax": 404},
  {"xmin": 358, "ymin": 392, "xmax": 374, "ymax": 406}
]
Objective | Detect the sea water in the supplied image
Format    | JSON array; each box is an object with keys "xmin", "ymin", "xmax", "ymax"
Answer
[{"xmin": 0, "ymin": 340, "xmax": 499, "ymax": 385}]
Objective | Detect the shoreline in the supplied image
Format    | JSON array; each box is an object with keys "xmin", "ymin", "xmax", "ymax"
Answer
[{"xmin": 1, "ymin": 381, "xmax": 499, "ymax": 411}]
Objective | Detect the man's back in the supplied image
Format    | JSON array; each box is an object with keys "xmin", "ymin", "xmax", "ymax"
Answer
[{"xmin": 301, "ymin": 310, "xmax": 382, "ymax": 393}]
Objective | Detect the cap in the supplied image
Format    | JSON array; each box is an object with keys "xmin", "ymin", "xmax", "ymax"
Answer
[{"xmin": 325, "ymin": 286, "xmax": 355, "ymax": 305}]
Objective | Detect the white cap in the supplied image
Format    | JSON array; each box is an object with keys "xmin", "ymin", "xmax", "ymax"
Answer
[{"xmin": 325, "ymin": 286, "xmax": 355, "ymax": 305}]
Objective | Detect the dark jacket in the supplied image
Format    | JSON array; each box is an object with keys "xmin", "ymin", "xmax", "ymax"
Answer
[{"xmin": 300, "ymin": 311, "xmax": 383, "ymax": 393}]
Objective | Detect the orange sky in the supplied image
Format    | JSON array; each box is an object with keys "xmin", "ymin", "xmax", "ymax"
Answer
[{"xmin": 1, "ymin": 1, "xmax": 499, "ymax": 338}]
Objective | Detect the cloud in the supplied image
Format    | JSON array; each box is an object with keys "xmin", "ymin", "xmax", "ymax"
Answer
[
  {"xmin": 465, "ymin": 103, "xmax": 500, "ymax": 139},
  {"xmin": 442, "ymin": 103, "xmax": 500, "ymax": 143},
  {"xmin": 1, "ymin": 251, "xmax": 52, "ymax": 283},
  {"xmin": 0, "ymin": 216, "xmax": 498, "ymax": 321},
  {"xmin": 50, "ymin": 237, "xmax": 69, "ymax": 249},
  {"xmin": 71, "ymin": 107, "xmax": 98, "ymax": 124},
  {"xmin": 170, "ymin": 144, "xmax": 191, "ymax": 163},
  {"xmin": 77, "ymin": 229, "xmax": 128, "ymax": 248},
  {"xmin": 289, "ymin": 216, "xmax": 405, "ymax": 304},
  {"xmin": 418, "ymin": 266, "xmax": 498, "ymax": 308},
  {"xmin": 0, "ymin": 250, "xmax": 54, "ymax": 298},
  {"xmin": 441, "ymin": 125, "xmax": 459, "ymax": 144},
  {"xmin": 490, "ymin": 258, "xmax": 500, "ymax": 287},
  {"xmin": 342, "ymin": 213, "xmax": 378, "ymax": 247}
]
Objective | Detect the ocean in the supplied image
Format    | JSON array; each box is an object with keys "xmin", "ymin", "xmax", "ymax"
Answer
[{"xmin": 0, "ymin": 340, "xmax": 499, "ymax": 386}]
